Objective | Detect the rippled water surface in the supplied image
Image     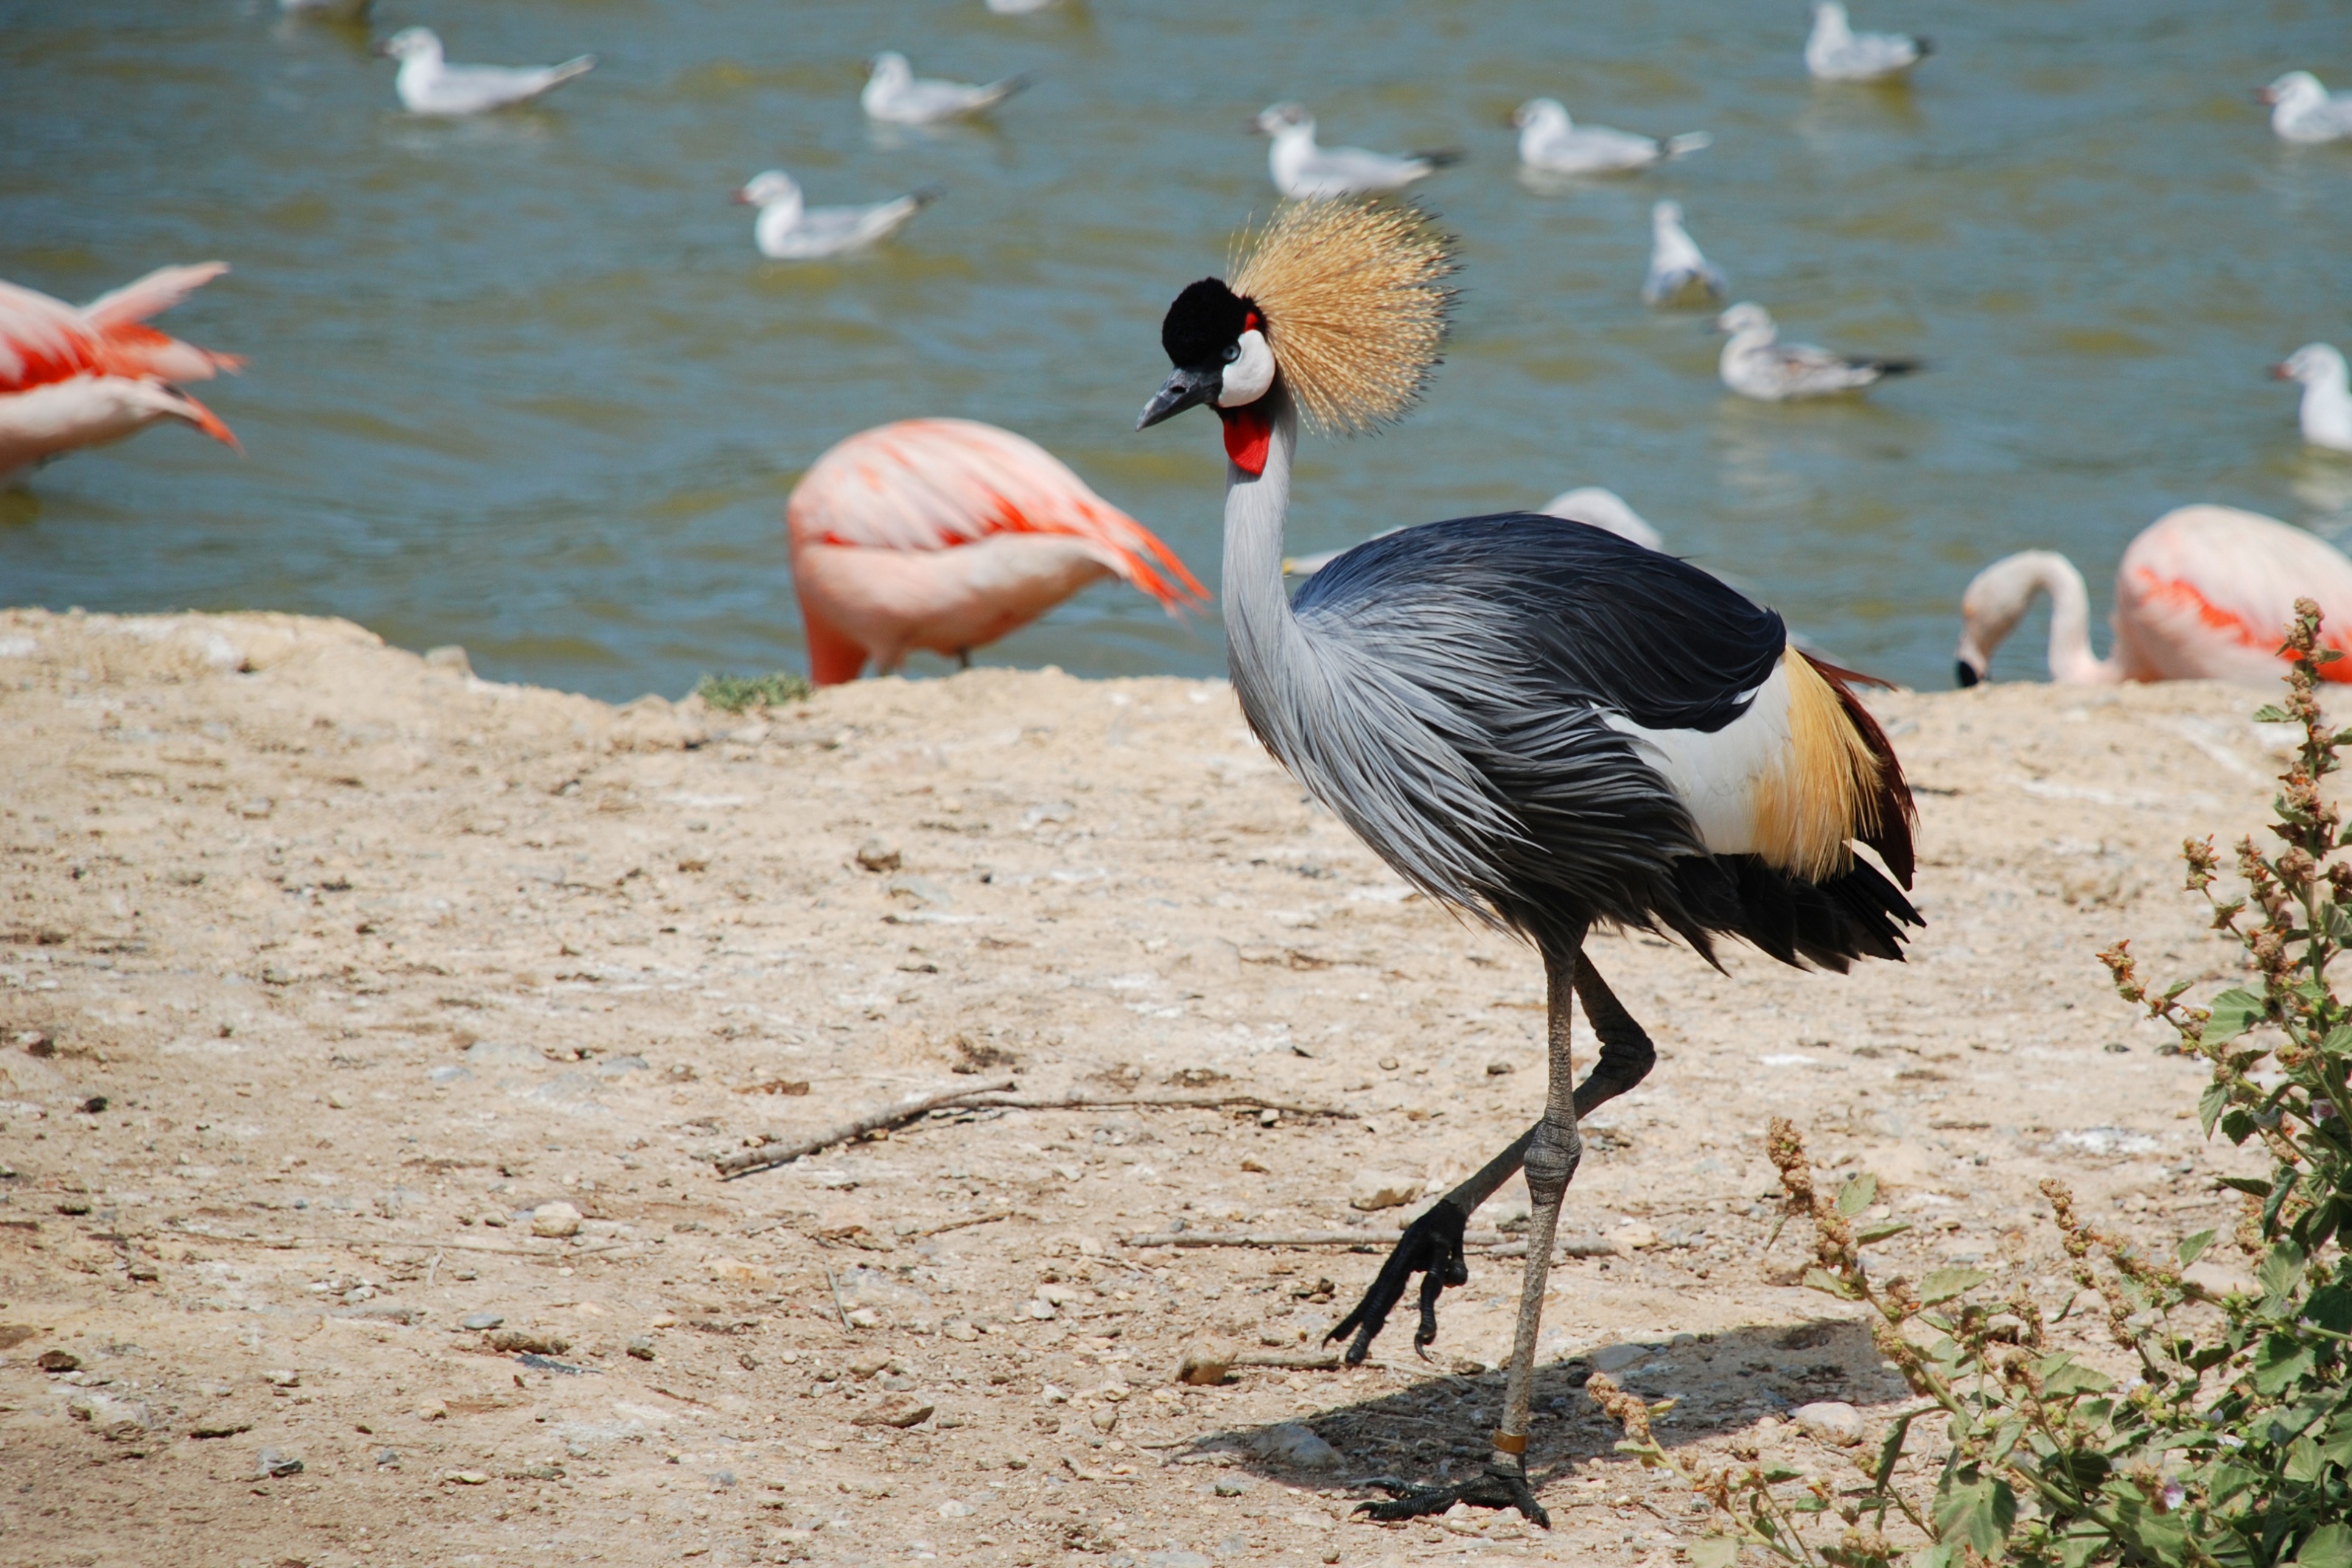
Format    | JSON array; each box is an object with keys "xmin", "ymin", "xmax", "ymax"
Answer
[{"xmin": 4, "ymin": 0, "xmax": 2350, "ymax": 696}]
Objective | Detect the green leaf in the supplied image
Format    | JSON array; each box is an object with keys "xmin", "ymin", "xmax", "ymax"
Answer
[
  {"xmin": 1855, "ymin": 1220, "xmax": 1913, "ymax": 1245},
  {"xmin": 2253, "ymin": 1332, "xmax": 2317, "ymax": 1395},
  {"xmin": 1931, "ymin": 1467, "xmax": 2017, "ymax": 1555},
  {"xmin": 2254, "ymin": 704, "xmax": 2292, "ymax": 724},
  {"xmin": 2042, "ymin": 1359, "xmax": 2117, "ymax": 1397},
  {"xmin": 1836, "ymin": 1173, "xmax": 1878, "ymax": 1217},
  {"xmin": 1987, "ymin": 1419, "xmax": 2025, "ymax": 1466},
  {"xmin": 1761, "ymin": 1464, "xmax": 1804, "ymax": 1483},
  {"xmin": 2110, "ymin": 1491, "xmax": 2191, "ymax": 1566},
  {"xmin": 2295, "ymin": 1524, "xmax": 2352, "ymax": 1568},
  {"xmin": 2322, "ymin": 1410, "xmax": 2352, "ymax": 1468},
  {"xmin": 1919, "ymin": 1267, "xmax": 1990, "ymax": 1305},
  {"xmin": 2218, "ymin": 1175, "xmax": 2272, "ymax": 1198},
  {"xmin": 2197, "ymin": 1080, "xmax": 2227, "ymax": 1137},
  {"xmin": 2177, "ymin": 1229, "xmax": 2216, "ymax": 1267},
  {"xmin": 2221, "ymin": 1108, "xmax": 2257, "ymax": 1144},
  {"xmin": 1791, "ymin": 1494, "xmax": 1827, "ymax": 1513},
  {"xmin": 2204, "ymin": 989, "xmax": 2269, "ymax": 1044},
  {"xmin": 2257, "ymin": 1242, "xmax": 2309, "ymax": 1308},
  {"xmin": 1687, "ymin": 1536, "xmax": 1741, "ymax": 1568},
  {"xmin": 1802, "ymin": 1267, "xmax": 1859, "ymax": 1300},
  {"xmin": 2308, "ymin": 1283, "xmax": 2352, "ymax": 1334}
]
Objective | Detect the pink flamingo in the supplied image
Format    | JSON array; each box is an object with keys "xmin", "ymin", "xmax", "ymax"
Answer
[
  {"xmin": 0, "ymin": 262, "xmax": 242, "ymax": 487},
  {"xmin": 786, "ymin": 419, "xmax": 1208, "ymax": 685},
  {"xmin": 1956, "ymin": 504, "xmax": 2352, "ymax": 687}
]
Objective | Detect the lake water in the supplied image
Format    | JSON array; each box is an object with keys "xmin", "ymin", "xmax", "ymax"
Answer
[{"xmin": 4, "ymin": 0, "xmax": 2349, "ymax": 699}]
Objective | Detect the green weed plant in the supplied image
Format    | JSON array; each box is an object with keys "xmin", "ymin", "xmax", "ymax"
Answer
[{"xmin": 693, "ymin": 671, "xmax": 812, "ymax": 713}]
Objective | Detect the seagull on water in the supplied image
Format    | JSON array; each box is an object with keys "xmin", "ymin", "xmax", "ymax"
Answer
[
  {"xmin": 861, "ymin": 52, "xmax": 1026, "ymax": 125},
  {"xmin": 1253, "ymin": 103, "xmax": 1460, "ymax": 200},
  {"xmin": 1714, "ymin": 303, "xmax": 1916, "ymax": 402},
  {"xmin": 2276, "ymin": 344, "xmax": 2352, "ymax": 454},
  {"xmin": 1511, "ymin": 99, "xmax": 1709, "ymax": 177},
  {"xmin": 377, "ymin": 27, "xmax": 594, "ymax": 116},
  {"xmin": 2259, "ymin": 71, "xmax": 2352, "ymax": 144},
  {"xmin": 1642, "ymin": 200, "xmax": 1726, "ymax": 307},
  {"xmin": 1805, "ymin": 2, "xmax": 1931, "ymax": 83},
  {"xmin": 1540, "ymin": 488, "xmax": 1665, "ymax": 551},
  {"xmin": 984, "ymin": 0, "xmax": 1060, "ymax": 12},
  {"xmin": 734, "ymin": 172, "xmax": 935, "ymax": 261}
]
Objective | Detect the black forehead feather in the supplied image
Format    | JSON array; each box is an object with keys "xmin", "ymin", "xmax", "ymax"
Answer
[{"xmin": 1161, "ymin": 278, "xmax": 1253, "ymax": 368}]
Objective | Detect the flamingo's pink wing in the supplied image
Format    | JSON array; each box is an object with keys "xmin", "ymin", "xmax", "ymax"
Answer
[
  {"xmin": 787, "ymin": 419, "xmax": 1208, "ymax": 612},
  {"xmin": 0, "ymin": 278, "xmax": 103, "ymax": 394},
  {"xmin": 79, "ymin": 262, "xmax": 230, "ymax": 330},
  {"xmin": 81, "ymin": 263, "xmax": 241, "ymax": 382},
  {"xmin": 2119, "ymin": 505, "xmax": 2352, "ymax": 682}
]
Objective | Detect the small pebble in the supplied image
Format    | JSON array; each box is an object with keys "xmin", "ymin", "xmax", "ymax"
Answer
[
  {"xmin": 1792, "ymin": 1400, "xmax": 1866, "ymax": 1446},
  {"xmin": 528, "ymin": 1201, "xmax": 581, "ymax": 1239},
  {"xmin": 1350, "ymin": 1169, "xmax": 1423, "ymax": 1211},
  {"xmin": 460, "ymin": 1312, "xmax": 505, "ymax": 1331},
  {"xmin": 1486, "ymin": 1060, "xmax": 1515, "ymax": 1076}
]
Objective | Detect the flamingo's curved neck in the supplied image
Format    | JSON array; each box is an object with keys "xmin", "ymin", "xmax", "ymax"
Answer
[
  {"xmin": 2030, "ymin": 554, "xmax": 2119, "ymax": 685},
  {"xmin": 1220, "ymin": 382, "xmax": 1305, "ymax": 743}
]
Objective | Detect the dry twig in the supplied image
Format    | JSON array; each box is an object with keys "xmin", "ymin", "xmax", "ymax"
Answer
[{"xmin": 714, "ymin": 1077, "xmax": 1016, "ymax": 1176}]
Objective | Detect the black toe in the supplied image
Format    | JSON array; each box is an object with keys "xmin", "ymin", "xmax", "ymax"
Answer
[{"xmin": 1355, "ymin": 1466, "xmax": 1550, "ymax": 1528}]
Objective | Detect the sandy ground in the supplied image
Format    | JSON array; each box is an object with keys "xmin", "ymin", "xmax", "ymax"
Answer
[{"xmin": 0, "ymin": 606, "xmax": 2285, "ymax": 1568}]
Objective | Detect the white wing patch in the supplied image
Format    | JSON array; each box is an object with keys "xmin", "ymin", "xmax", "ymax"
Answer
[{"xmin": 1601, "ymin": 659, "xmax": 1794, "ymax": 856}]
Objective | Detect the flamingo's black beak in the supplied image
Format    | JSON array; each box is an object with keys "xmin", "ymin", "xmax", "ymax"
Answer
[{"xmin": 1137, "ymin": 365, "xmax": 1220, "ymax": 430}]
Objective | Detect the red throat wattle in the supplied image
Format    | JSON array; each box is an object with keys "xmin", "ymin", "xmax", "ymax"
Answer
[{"xmin": 1217, "ymin": 403, "xmax": 1271, "ymax": 477}]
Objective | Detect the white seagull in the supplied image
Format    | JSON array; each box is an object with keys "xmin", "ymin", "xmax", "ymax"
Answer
[
  {"xmin": 1540, "ymin": 487, "xmax": 1665, "ymax": 551},
  {"xmin": 377, "ymin": 27, "xmax": 595, "ymax": 116},
  {"xmin": 1642, "ymin": 200, "xmax": 1726, "ymax": 307},
  {"xmin": 2259, "ymin": 71, "xmax": 2352, "ymax": 144},
  {"xmin": 1253, "ymin": 103, "xmax": 1460, "ymax": 200},
  {"xmin": 1805, "ymin": 2, "xmax": 1931, "ymax": 83},
  {"xmin": 1511, "ymin": 98, "xmax": 1710, "ymax": 177},
  {"xmin": 734, "ymin": 172, "xmax": 934, "ymax": 261},
  {"xmin": 861, "ymin": 52, "xmax": 1026, "ymax": 125},
  {"xmin": 984, "ymin": 0, "xmax": 1060, "ymax": 11},
  {"xmin": 1715, "ymin": 302, "xmax": 1917, "ymax": 402},
  {"xmin": 2276, "ymin": 344, "xmax": 2352, "ymax": 454}
]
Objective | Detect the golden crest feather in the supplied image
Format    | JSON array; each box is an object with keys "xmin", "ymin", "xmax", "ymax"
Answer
[{"xmin": 1228, "ymin": 200, "xmax": 1455, "ymax": 436}]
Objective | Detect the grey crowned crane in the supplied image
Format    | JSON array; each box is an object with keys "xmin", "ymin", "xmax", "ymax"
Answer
[{"xmin": 1135, "ymin": 201, "xmax": 1920, "ymax": 1525}]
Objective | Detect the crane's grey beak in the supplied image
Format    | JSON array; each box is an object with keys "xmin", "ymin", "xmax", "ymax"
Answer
[{"xmin": 1136, "ymin": 365, "xmax": 1220, "ymax": 431}]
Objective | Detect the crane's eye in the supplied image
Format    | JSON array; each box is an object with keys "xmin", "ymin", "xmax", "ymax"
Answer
[{"xmin": 1222, "ymin": 344, "xmax": 1241, "ymax": 364}]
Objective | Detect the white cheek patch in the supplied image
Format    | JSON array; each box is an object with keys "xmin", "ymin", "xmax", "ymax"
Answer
[{"xmin": 1217, "ymin": 329, "xmax": 1275, "ymax": 407}]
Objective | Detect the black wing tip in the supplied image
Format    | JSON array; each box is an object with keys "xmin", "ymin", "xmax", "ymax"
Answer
[
  {"xmin": 1954, "ymin": 659, "xmax": 1981, "ymax": 689},
  {"xmin": 1870, "ymin": 359, "xmax": 1922, "ymax": 378},
  {"xmin": 1415, "ymin": 149, "xmax": 1468, "ymax": 169}
]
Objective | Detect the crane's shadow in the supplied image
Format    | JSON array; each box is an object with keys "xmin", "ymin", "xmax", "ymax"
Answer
[{"xmin": 1168, "ymin": 1317, "xmax": 1894, "ymax": 1502}]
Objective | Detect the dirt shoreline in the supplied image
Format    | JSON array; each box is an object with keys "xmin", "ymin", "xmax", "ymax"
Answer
[{"xmin": 0, "ymin": 606, "xmax": 2279, "ymax": 1567}]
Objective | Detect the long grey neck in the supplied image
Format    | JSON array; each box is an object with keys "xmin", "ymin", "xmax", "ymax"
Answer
[{"xmin": 1221, "ymin": 383, "xmax": 1304, "ymax": 743}]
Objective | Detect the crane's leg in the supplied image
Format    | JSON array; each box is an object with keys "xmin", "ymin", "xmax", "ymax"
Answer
[
  {"xmin": 956, "ymin": 648, "xmax": 972, "ymax": 670},
  {"xmin": 1360, "ymin": 939, "xmax": 1595, "ymax": 1527},
  {"xmin": 1329, "ymin": 953, "xmax": 1655, "ymax": 1365}
]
